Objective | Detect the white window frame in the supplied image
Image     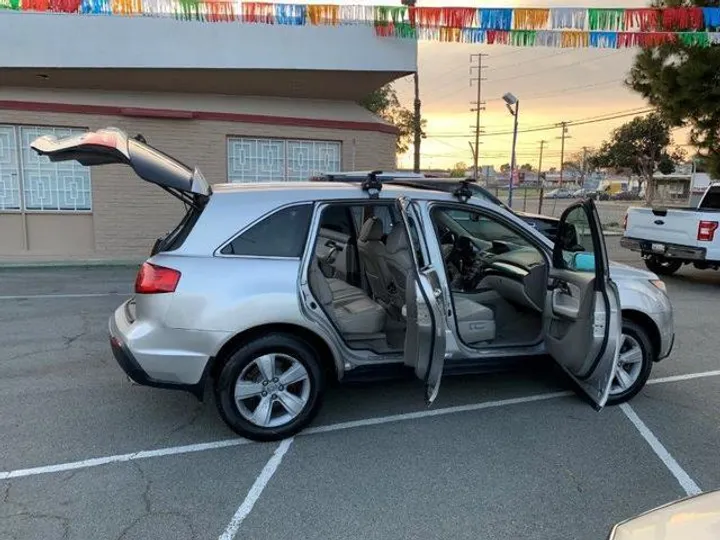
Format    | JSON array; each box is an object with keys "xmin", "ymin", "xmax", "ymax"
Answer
[
  {"xmin": 227, "ymin": 136, "xmax": 342, "ymax": 183},
  {"xmin": 0, "ymin": 124, "xmax": 92, "ymax": 213}
]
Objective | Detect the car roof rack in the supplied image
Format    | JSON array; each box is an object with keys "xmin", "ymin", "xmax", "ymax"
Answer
[
  {"xmin": 313, "ymin": 170, "xmax": 476, "ymax": 202},
  {"xmin": 452, "ymin": 178, "xmax": 475, "ymax": 203},
  {"xmin": 361, "ymin": 170, "xmax": 384, "ymax": 199}
]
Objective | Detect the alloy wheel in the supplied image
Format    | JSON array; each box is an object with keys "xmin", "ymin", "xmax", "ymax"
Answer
[
  {"xmin": 234, "ymin": 353, "xmax": 311, "ymax": 428},
  {"xmin": 610, "ymin": 334, "xmax": 644, "ymax": 395}
]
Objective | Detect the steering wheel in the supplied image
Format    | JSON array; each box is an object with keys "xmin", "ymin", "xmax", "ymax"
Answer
[{"xmin": 439, "ymin": 227, "xmax": 457, "ymax": 246}]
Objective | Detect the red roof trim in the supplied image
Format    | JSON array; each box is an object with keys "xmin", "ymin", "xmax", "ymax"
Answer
[{"xmin": 0, "ymin": 100, "xmax": 398, "ymax": 135}]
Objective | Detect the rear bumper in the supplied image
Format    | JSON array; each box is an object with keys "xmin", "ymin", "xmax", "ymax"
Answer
[
  {"xmin": 109, "ymin": 330, "xmax": 206, "ymax": 400},
  {"xmin": 108, "ymin": 300, "xmax": 226, "ymax": 401},
  {"xmin": 620, "ymin": 237, "xmax": 706, "ymax": 261}
]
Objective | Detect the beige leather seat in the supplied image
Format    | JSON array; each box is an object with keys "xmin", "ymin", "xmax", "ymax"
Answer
[
  {"xmin": 309, "ymin": 261, "xmax": 386, "ymax": 336},
  {"xmin": 357, "ymin": 217, "xmax": 391, "ymax": 304},
  {"xmin": 382, "ymin": 225, "xmax": 415, "ymax": 311},
  {"xmin": 326, "ymin": 277, "xmax": 367, "ymax": 303},
  {"xmin": 453, "ymin": 297, "xmax": 496, "ymax": 344}
]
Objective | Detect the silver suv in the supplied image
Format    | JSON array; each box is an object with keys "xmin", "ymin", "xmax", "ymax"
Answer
[{"xmin": 32, "ymin": 128, "xmax": 675, "ymax": 442}]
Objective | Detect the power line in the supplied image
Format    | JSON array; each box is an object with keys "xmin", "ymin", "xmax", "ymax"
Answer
[
  {"xmin": 426, "ymin": 107, "xmax": 655, "ymax": 139},
  {"xmin": 485, "ymin": 50, "xmax": 625, "ymax": 86},
  {"xmin": 420, "ymin": 49, "xmax": 624, "ymax": 107}
]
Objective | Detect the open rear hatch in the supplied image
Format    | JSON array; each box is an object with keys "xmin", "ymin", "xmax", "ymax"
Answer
[
  {"xmin": 31, "ymin": 127, "xmax": 212, "ymax": 255},
  {"xmin": 30, "ymin": 127, "xmax": 211, "ymax": 209}
]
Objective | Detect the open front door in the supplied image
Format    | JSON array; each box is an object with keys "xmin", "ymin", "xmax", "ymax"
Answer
[
  {"xmin": 544, "ymin": 199, "xmax": 621, "ymax": 409},
  {"xmin": 397, "ymin": 198, "xmax": 447, "ymax": 404}
]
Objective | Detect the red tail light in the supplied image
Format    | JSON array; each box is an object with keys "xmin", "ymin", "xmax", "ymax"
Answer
[
  {"xmin": 697, "ymin": 220, "xmax": 718, "ymax": 242},
  {"xmin": 135, "ymin": 262, "xmax": 181, "ymax": 294},
  {"xmin": 623, "ymin": 213, "xmax": 628, "ymax": 231}
]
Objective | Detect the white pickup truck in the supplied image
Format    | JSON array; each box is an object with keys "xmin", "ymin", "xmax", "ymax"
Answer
[{"xmin": 621, "ymin": 183, "xmax": 720, "ymax": 275}]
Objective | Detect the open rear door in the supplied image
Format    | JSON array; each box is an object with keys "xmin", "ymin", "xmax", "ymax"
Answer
[
  {"xmin": 397, "ymin": 197, "xmax": 447, "ymax": 404},
  {"xmin": 544, "ymin": 199, "xmax": 621, "ymax": 409},
  {"xmin": 30, "ymin": 127, "xmax": 210, "ymax": 207}
]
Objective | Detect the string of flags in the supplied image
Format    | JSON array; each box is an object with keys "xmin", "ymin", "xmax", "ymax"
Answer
[{"xmin": 2, "ymin": 2, "xmax": 720, "ymax": 48}]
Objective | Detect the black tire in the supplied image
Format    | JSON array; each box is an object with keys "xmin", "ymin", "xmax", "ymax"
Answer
[
  {"xmin": 606, "ymin": 319, "xmax": 654, "ymax": 406},
  {"xmin": 214, "ymin": 334, "xmax": 325, "ymax": 442},
  {"xmin": 644, "ymin": 256, "xmax": 682, "ymax": 276}
]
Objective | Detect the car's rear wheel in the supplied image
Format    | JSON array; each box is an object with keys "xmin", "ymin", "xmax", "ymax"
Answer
[
  {"xmin": 607, "ymin": 320, "xmax": 654, "ymax": 405},
  {"xmin": 214, "ymin": 334, "xmax": 324, "ymax": 442},
  {"xmin": 644, "ymin": 256, "xmax": 682, "ymax": 276}
]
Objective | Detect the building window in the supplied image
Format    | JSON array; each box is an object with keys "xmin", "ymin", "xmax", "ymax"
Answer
[
  {"xmin": 227, "ymin": 137, "xmax": 341, "ymax": 183},
  {"xmin": 0, "ymin": 125, "xmax": 92, "ymax": 212}
]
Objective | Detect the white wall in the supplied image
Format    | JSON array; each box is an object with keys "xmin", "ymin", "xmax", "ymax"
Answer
[{"xmin": 0, "ymin": 12, "xmax": 416, "ymax": 72}]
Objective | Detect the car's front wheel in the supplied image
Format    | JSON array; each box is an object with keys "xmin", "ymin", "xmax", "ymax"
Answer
[
  {"xmin": 214, "ymin": 334, "xmax": 325, "ymax": 442},
  {"xmin": 606, "ymin": 320, "xmax": 654, "ymax": 405}
]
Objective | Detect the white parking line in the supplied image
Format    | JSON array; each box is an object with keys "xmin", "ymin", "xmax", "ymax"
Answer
[
  {"xmin": 218, "ymin": 438, "xmax": 294, "ymax": 540},
  {"xmin": 0, "ymin": 292, "xmax": 127, "ymax": 300},
  {"xmin": 648, "ymin": 370, "xmax": 720, "ymax": 386},
  {"xmin": 620, "ymin": 403, "xmax": 702, "ymax": 496},
  {"xmin": 0, "ymin": 369, "xmax": 719, "ymax": 483},
  {"xmin": 0, "ymin": 438, "xmax": 252, "ymax": 480}
]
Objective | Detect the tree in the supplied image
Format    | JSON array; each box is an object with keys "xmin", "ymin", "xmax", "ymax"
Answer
[
  {"xmin": 449, "ymin": 162, "xmax": 468, "ymax": 177},
  {"xmin": 359, "ymin": 83, "xmax": 427, "ymax": 156},
  {"xmin": 520, "ymin": 163, "xmax": 534, "ymax": 171},
  {"xmin": 589, "ymin": 113, "xmax": 685, "ymax": 201},
  {"xmin": 627, "ymin": 0, "xmax": 720, "ymax": 178},
  {"xmin": 500, "ymin": 163, "xmax": 511, "ymax": 173}
]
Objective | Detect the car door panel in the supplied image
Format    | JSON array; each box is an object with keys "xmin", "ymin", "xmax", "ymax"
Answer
[
  {"xmin": 397, "ymin": 197, "xmax": 447, "ymax": 404},
  {"xmin": 543, "ymin": 200, "xmax": 621, "ymax": 409}
]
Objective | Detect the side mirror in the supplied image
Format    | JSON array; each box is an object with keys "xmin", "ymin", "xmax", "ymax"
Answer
[{"xmin": 571, "ymin": 252, "xmax": 595, "ymax": 272}]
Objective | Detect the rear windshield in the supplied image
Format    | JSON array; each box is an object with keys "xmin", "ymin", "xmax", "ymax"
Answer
[{"xmin": 700, "ymin": 187, "xmax": 720, "ymax": 210}]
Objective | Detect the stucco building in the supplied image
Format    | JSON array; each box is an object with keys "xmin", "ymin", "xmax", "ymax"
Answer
[{"xmin": 0, "ymin": 12, "xmax": 416, "ymax": 261}]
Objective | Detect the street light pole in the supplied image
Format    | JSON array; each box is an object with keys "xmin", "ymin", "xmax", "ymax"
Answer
[
  {"xmin": 503, "ymin": 92, "xmax": 520, "ymax": 209},
  {"xmin": 509, "ymin": 103, "xmax": 519, "ymax": 209}
]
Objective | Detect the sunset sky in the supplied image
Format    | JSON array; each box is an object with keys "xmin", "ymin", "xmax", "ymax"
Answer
[{"xmin": 368, "ymin": 0, "xmax": 691, "ymax": 171}]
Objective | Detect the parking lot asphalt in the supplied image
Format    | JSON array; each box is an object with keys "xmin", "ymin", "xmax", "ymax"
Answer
[{"xmin": 2, "ymin": 238, "xmax": 720, "ymax": 540}]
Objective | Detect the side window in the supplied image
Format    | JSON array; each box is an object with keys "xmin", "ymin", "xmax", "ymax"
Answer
[
  {"xmin": 405, "ymin": 213, "xmax": 427, "ymax": 269},
  {"xmin": 320, "ymin": 205, "xmax": 354, "ymax": 236},
  {"xmin": 557, "ymin": 206, "xmax": 596, "ymax": 271},
  {"xmin": 221, "ymin": 204, "xmax": 313, "ymax": 257},
  {"xmin": 435, "ymin": 207, "xmax": 533, "ymax": 250}
]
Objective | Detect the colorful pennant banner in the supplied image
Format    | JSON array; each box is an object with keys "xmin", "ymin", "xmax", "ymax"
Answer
[{"xmin": 3, "ymin": 2, "xmax": 720, "ymax": 48}]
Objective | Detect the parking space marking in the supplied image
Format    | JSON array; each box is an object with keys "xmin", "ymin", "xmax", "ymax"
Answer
[
  {"xmin": 1, "ymin": 369, "xmax": 719, "ymax": 483},
  {"xmin": 620, "ymin": 403, "xmax": 702, "ymax": 497},
  {"xmin": 0, "ymin": 292, "xmax": 127, "ymax": 300},
  {"xmin": 0, "ymin": 438, "xmax": 252, "ymax": 480},
  {"xmin": 218, "ymin": 438, "xmax": 294, "ymax": 540},
  {"xmin": 648, "ymin": 370, "xmax": 720, "ymax": 386}
]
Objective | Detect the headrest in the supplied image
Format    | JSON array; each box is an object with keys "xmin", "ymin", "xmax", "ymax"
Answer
[
  {"xmin": 385, "ymin": 225, "xmax": 409, "ymax": 254},
  {"xmin": 359, "ymin": 217, "xmax": 384, "ymax": 242}
]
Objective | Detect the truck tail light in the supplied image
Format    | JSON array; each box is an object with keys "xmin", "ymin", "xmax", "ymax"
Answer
[
  {"xmin": 697, "ymin": 220, "xmax": 718, "ymax": 242},
  {"xmin": 135, "ymin": 262, "xmax": 181, "ymax": 294}
]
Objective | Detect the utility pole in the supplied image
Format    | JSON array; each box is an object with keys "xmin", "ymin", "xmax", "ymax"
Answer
[
  {"xmin": 402, "ymin": 0, "xmax": 421, "ymax": 173},
  {"xmin": 470, "ymin": 53, "xmax": 488, "ymax": 180},
  {"xmin": 413, "ymin": 71, "xmax": 421, "ymax": 173},
  {"xmin": 556, "ymin": 121, "xmax": 570, "ymax": 187},
  {"xmin": 537, "ymin": 140, "xmax": 547, "ymax": 214}
]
